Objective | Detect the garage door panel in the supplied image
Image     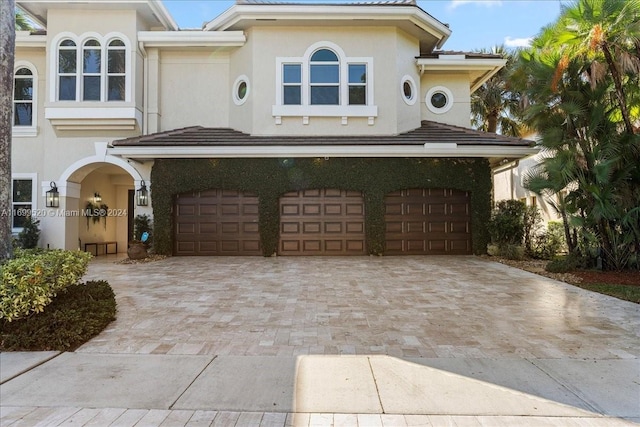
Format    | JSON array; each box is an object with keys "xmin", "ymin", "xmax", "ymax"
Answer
[
  {"xmin": 174, "ymin": 189, "xmax": 261, "ymax": 256},
  {"xmin": 278, "ymin": 189, "xmax": 366, "ymax": 255},
  {"xmin": 385, "ymin": 188, "xmax": 471, "ymax": 255}
]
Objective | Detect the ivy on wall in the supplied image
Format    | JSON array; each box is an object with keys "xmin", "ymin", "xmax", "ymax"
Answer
[{"xmin": 150, "ymin": 157, "xmax": 492, "ymax": 256}]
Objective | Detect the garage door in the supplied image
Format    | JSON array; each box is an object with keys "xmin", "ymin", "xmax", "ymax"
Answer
[
  {"xmin": 174, "ymin": 189, "xmax": 261, "ymax": 255},
  {"xmin": 279, "ymin": 189, "xmax": 366, "ymax": 255},
  {"xmin": 385, "ymin": 188, "xmax": 471, "ymax": 255}
]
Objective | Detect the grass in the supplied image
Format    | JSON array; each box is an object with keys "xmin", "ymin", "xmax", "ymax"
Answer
[
  {"xmin": 571, "ymin": 282, "xmax": 640, "ymax": 304},
  {"xmin": 0, "ymin": 280, "xmax": 116, "ymax": 351}
]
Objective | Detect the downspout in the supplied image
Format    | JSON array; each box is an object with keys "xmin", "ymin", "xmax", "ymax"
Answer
[{"xmin": 138, "ymin": 41, "xmax": 148, "ymax": 135}]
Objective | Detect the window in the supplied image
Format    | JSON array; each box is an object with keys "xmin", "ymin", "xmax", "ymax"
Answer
[
  {"xmin": 56, "ymin": 35, "xmax": 128, "ymax": 102},
  {"xmin": 233, "ymin": 75, "xmax": 250, "ymax": 106},
  {"xmin": 82, "ymin": 40, "xmax": 101, "ymax": 101},
  {"xmin": 283, "ymin": 64, "xmax": 301, "ymax": 105},
  {"xmin": 401, "ymin": 75, "xmax": 417, "ymax": 106},
  {"xmin": 274, "ymin": 42, "xmax": 377, "ymax": 123},
  {"xmin": 14, "ymin": 68, "xmax": 33, "ymax": 126},
  {"xmin": 107, "ymin": 40, "xmax": 126, "ymax": 101},
  {"xmin": 58, "ymin": 39, "xmax": 77, "ymax": 100},
  {"xmin": 12, "ymin": 178, "xmax": 35, "ymax": 230},
  {"xmin": 310, "ymin": 49, "xmax": 339, "ymax": 105},
  {"xmin": 425, "ymin": 86, "xmax": 454, "ymax": 114},
  {"xmin": 348, "ymin": 64, "xmax": 366, "ymax": 105}
]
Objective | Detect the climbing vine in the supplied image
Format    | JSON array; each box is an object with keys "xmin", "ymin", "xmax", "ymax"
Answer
[{"xmin": 150, "ymin": 158, "xmax": 492, "ymax": 256}]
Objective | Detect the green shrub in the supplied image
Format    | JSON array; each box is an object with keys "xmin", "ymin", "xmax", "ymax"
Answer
[
  {"xmin": 545, "ymin": 253, "xmax": 586, "ymax": 273},
  {"xmin": 0, "ymin": 250, "xmax": 92, "ymax": 321},
  {"xmin": 532, "ymin": 221, "xmax": 566, "ymax": 259},
  {"xmin": 488, "ymin": 200, "xmax": 527, "ymax": 246},
  {"xmin": 17, "ymin": 215, "xmax": 40, "ymax": 249},
  {"xmin": 0, "ymin": 280, "xmax": 116, "ymax": 351}
]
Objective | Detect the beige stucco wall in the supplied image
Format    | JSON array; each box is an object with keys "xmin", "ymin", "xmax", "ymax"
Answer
[
  {"xmin": 158, "ymin": 51, "xmax": 230, "ymax": 131},
  {"xmin": 420, "ymin": 72, "xmax": 471, "ymax": 128}
]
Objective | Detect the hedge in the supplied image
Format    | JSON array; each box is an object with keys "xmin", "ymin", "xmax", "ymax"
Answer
[
  {"xmin": 0, "ymin": 249, "xmax": 92, "ymax": 321},
  {"xmin": 150, "ymin": 158, "xmax": 492, "ymax": 256}
]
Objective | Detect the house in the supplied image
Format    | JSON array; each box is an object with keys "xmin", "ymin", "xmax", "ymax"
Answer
[{"xmin": 12, "ymin": 0, "xmax": 536, "ymax": 256}]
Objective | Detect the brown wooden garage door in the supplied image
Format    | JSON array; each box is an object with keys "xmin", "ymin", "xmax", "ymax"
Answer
[
  {"xmin": 385, "ymin": 188, "xmax": 471, "ymax": 255},
  {"xmin": 174, "ymin": 189, "xmax": 261, "ymax": 256},
  {"xmin": 279, "ymin": 189, "xmax": 366, "ymax": 255}
]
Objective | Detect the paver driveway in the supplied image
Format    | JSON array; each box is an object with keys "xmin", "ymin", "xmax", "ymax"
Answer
[{"xmin": 80, "ymin": 256, "xmax": 640, "ymax": 359}]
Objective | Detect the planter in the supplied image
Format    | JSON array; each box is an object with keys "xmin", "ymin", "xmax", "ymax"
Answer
[{"xmin": 127, "ymin": 242, "xmax": 148, "ymax": 260}]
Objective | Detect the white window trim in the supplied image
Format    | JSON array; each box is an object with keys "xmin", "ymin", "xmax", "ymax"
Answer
[
  {"xmin": 232, "ymin": 74, "xmax": 250, "ymax": 106},
  {"xmin": 50, "ymin": 31, "xmax": 132, "ymax": 103},
  {"xmin": 401, "ymin": 75, "xmax": 417, "ymax": 106},
  {"xmin": 11, "ymin": 173, "xmax": 38, "ymax": 233},
  {"xmin": 13, "ymin": 61, "xmax": 38, "ymax": 137},
  {"xmin": 273, "ymin": 41, "xmax": 377, "ymax": 124},
  {"xmin": 425, "ymin": 85, "xmax": 454, "ymax": 114}
]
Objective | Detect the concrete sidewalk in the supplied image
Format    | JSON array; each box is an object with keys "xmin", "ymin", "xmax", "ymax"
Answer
[{"xmin": 1, "ymin": 351, "xmax": 638, "ymax": 426}]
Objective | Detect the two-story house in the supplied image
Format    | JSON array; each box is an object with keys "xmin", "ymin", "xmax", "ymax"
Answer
[{"xmin": 13, "ymin": 0, "xmax": 536, "ymax": 256}]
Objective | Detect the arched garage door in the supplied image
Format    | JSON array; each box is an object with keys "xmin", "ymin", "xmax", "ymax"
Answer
[
  {"xmin": 279, "ymin": 189, "xmax": 366, "ymax": 255},
  {"xmin": 385, "ymin": 188, "xmax": 472, "ymax": 255},
  {"xmin": 174, "ymin": 189, "xmax": 261, "ymax": 255}
]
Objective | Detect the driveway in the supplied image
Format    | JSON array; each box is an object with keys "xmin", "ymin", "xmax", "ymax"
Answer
[{"xmin": 80, "ymin": 255, "xmax": 640, "ymax": 359}]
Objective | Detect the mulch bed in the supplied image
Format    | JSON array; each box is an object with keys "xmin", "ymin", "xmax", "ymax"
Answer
[{"xmin": 572, "ymin": 270, "xmax": 640, "ymax": 287}]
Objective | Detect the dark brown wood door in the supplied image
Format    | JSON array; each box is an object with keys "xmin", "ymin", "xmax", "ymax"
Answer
[
  {"xmin": 279, "ymin": 189, "xmax": 366, "ymax": 255},
  {"xmin": 385, "ymin": 188, "xmax": 471, "ymax": 255},
  {"xmin": 174, "ymin": 189, "xmax": 261, "ymax": 256}
]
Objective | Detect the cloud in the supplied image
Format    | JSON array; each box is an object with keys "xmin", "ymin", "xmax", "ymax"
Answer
[
  {"xmin": 504, "ymin": 36, "xmax": 533, "ymax": 48},
  {"xmin": 449, "ymin": 0, "xmax": 502, "ymax": 10}
]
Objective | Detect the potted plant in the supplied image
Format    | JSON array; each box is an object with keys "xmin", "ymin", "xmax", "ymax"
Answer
[{"xmin": 128, "ymin": 214, "xmax": 152, "ymax": 260}]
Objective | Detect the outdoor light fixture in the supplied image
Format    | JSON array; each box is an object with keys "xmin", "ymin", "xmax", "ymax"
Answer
[
  {"xmin": 136, "ymin": 180, "xmax": 148, "ymax": 206},
  {"xmin": 46, "ymin": 181, "xmax": 59, "ymax": 208},
  {"xmin": 94, "ymin": 192, "xmax": 102, "ymax": 203}
]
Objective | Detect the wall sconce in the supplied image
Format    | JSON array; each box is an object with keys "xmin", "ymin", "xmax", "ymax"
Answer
[
  {"xmin": 93, "ymin": 192, "xmax": 102, "ymax": 203},
  {"xmin": 136, "ymin": 180, "xmax": 148, "ymax": 206},
  {"xmin": 46, "ymin": 181, "xmax": 59, "ymax": 208}
]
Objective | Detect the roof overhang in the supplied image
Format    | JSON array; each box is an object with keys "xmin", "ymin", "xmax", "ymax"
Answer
[
  {"xmin": 108, "ymin": 144, "xmax": 538, "ymax": 161},
  {"xmin": 417, "ymin": 55, "xmax": 506, "ymax": 93},
  {"xmin": 138, "ymin": 31, "xmax": 246, "ymax": 49},
  {"xmin": 17, "ymin": 0, "xmax": 178, "ymax": 31},
  {"xmin": 204, "ymin": 3, "xmax": 451, "ymax": 52}
]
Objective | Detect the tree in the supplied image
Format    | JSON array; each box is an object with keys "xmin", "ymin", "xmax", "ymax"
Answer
[
  {"xmin": 0, "ymin": 0, "xmax": 16, "ymax": 260},
  {"xmin": 15, "ymin": 10, "xmax": 33, "ymax": 31},
  {"xmin": 471, "ymin": 46, "xmax": 527, "ymax": 136}
]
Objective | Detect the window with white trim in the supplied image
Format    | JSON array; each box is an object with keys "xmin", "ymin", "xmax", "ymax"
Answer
[
  {"xmin": 11, "ymin": 177, "xmax": 36, "ymax": 231},
  {"xmin": 13, "ymin": 68, "xmax": 33, "ymax": 126},
  {"xmin": 56, "ymin": 35, "xmax": 128, "ymax": 102},
  {"xmin": 273, "ymin": 42, "xmax": 377, "ymax": 123}
]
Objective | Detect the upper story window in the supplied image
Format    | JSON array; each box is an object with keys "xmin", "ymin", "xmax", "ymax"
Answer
[
  {"xmin": 54, "ymin": 33, "xmax": 129, "ymax": 102},
  {"xmin": 273, "ymin": 42, "xmax": 377, "ymax": 125},
  {"xmin": 14, "ymin": 68, "xmax": 33, "ymax": 126},
  {"xmin": 13, "ymin": 62, "xmax": 38, "ymax": 136}
]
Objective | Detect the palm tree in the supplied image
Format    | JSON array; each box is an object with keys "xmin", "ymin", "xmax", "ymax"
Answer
[
  {"xmin": 544, "ymin": 0, "xmax": 640, "ymax": 135},
  {"xmin": 471, "ymin": 46, "xmax": 527, "ymax": 136},
  {"xmin": 0, "ymin": 0, "xmax": 16, "ymax": 260},
  {"xmin": 15, "ymin": 10, "xmax": 33, "ymax": 31}
]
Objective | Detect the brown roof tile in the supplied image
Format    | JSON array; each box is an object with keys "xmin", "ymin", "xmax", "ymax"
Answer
[{"xmin": 111, "ymin": 120, "xmax": 533, "ymax": 147}]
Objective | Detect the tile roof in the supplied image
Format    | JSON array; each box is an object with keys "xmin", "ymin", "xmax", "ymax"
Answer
[
  {"xmin": 112, "ymin": 121, "xmax": 533, "ymax": 147},
  {"xmin": 419, "ymin": 50, "xmax": 503, "ymax": 59},
  {"xmin": 236, "ymin": 0, "xmax": 417, "ymax": 5}
]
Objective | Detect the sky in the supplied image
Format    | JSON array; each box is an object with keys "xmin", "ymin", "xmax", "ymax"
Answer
[{"xmin": 162, "ymin": 0, "xmax": 568, "ymax": 51}]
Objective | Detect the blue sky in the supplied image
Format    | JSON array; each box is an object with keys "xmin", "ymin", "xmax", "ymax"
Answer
[{"xmin": 163, "ymin": 0, "xmax": 567, "ymax": 51}]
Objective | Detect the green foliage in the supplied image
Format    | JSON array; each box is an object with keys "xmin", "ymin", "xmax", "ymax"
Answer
[
  {"xmin": 488, "ymin": 200, "xmax": 527, "ymax": 246},
  {"xmin": 531, "ymin": 221, "xmax": 566, "ymax": 260},
  {"xmin": 546, "ymin": 253, "xmax": 586, "ymax": 273},
  {"xmin": 0, "ymin": 280, "xmax": 116, "ymax": 351},
  {"xmin": 0, "ymin": 250, "xmax": 92, "ymax": 321},
  {"xmin": 150, "ymin": 158, "xmax": 492, "ymax": 256},
  {"xmin": 575, "ymin": 282, "xmax": 640, "ymax": 304},
  {"xmin": 133, "ymin": 214, "xmax": 153, "ymax": 244},
  {"xmin": 17, "ymin": 215, "xmax": 40, "ymax": 249},
  {"xmin": 522, "ymin": 205, "xmax": 542, "ymax": 255}
]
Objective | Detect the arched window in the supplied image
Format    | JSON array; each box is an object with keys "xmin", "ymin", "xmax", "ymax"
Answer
[
  {"xmin": 107, "ymin": 39, "xmax": 126, "ymax": 101},
  {"xmin": 14, "ymin": 68, "xmax": 33, "ymax": 126},
  {"xmin": 58, "ymin": 39, "xmax": 77, "ymax": 100},
  {"xmin": 82, "ymin": 39, "xmax": 101, "ymax": 101},
  {"xmin": 55, "ymin": 35, "xmax": 128, "ymax": 102},
  {"xmin": 310, "ymin": 49, "xmax": 340, "ymax": 105}
]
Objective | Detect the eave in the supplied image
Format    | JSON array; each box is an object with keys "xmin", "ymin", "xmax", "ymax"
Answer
[
  {"xmin": 417, "ymin": 57, "xmax": 505, "ymax": 93},
  {"xmin": 138, "ymin": 31, "xmax": 246, "ymax": 48},
  {"xmin": 204, "ymin": 4, "xmax": 451, "ymax": 51},
  {"xmin": 108, "ymin": 144, "xmax": 538, "ymax": 161},
  {"xmin": 16, "ymin": 32, "xmax": 47, "ymax": 48}
]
